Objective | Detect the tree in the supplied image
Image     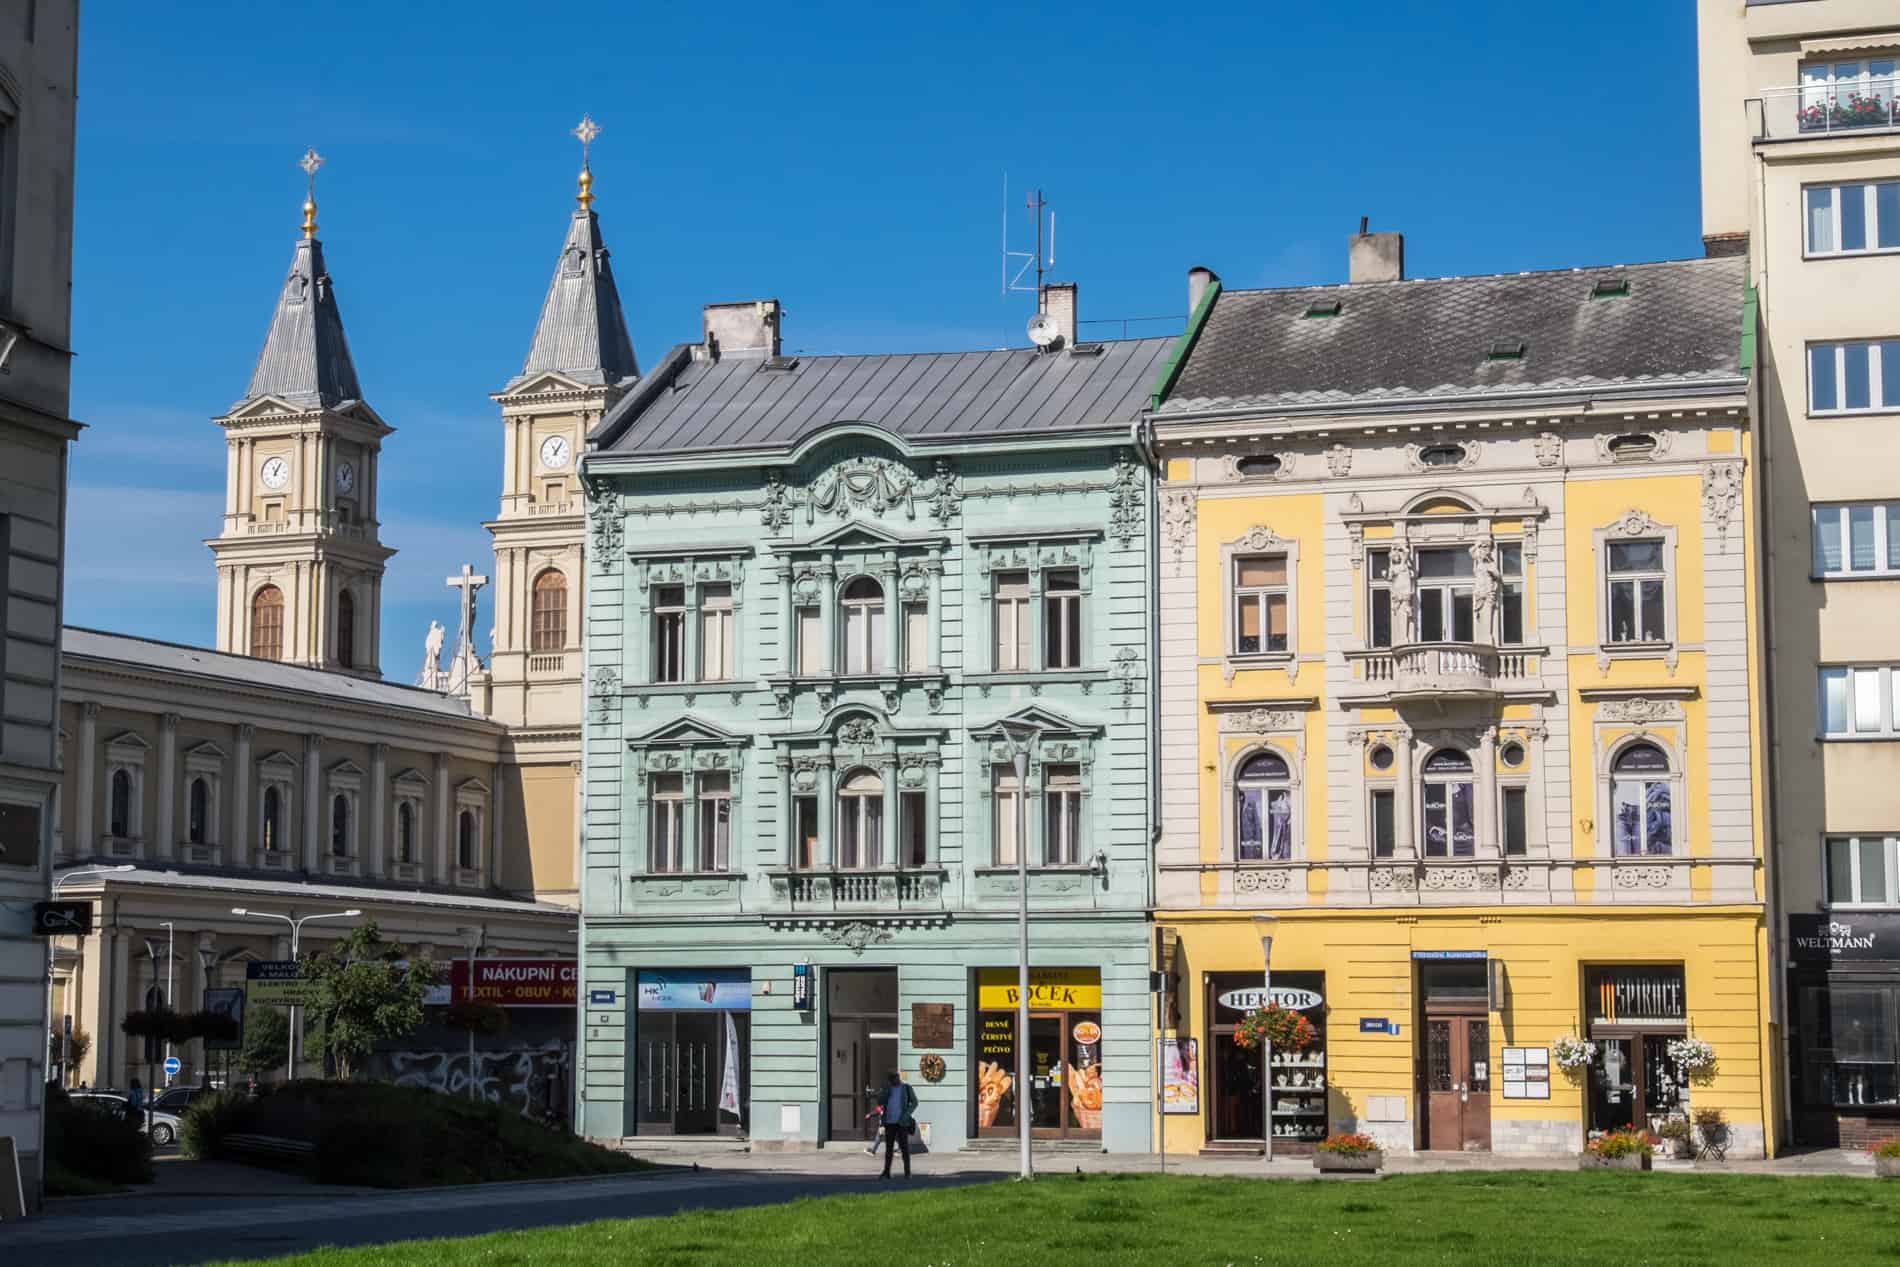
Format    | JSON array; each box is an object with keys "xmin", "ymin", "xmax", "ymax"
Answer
[
  {"xmin": 59, "ymin": 1023, "xmax": 92, "ymax": 1082},
  {"xmin": 239, "ymin": 1006, "xmax": 290, "ymax": 1078},
  {"xmin": 302, "ymin": 921, "xmax": 440, "ymax": 1079}
]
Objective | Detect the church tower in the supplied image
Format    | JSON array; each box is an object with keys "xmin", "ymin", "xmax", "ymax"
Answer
[
  {"xmin": 478, "ymin": 119, "xmax": 636, "ymax": 903},
  {"xmin": 208, "ymin": 152, "xmax": 394, "ymax": 677}
]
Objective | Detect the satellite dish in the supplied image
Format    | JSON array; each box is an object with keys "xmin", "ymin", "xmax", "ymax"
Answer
[{"xmin": 1026, "ymin": 311, "xmax": 1063, "ymax": 349}]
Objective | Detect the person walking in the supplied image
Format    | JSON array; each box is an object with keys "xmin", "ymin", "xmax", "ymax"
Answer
[
  {"xmin": 863, "ymin": 1101, "xmax": 885, "ymax": 1157},
  {"xmin": 878, "ymin": 1070, "xmax": 917, "ymax": 1180}
]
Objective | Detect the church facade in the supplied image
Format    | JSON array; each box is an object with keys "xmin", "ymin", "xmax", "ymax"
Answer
[
  {"xmin": 44, "ymin": 163, "xmax": 632, "ymax": 1096},
  {"xmin": 577, "ymin": 287, "xmax": 1163, "ymax": 1150}
]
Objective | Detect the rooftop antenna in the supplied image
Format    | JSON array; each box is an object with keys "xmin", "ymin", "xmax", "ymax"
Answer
[{"xmin": 1002, "ymin": 175, "xmax": 1054, "ymax": 307}]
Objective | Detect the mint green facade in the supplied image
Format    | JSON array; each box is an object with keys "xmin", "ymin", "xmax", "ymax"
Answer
[{"xmin": 580, "ymin": 380, "xmax": 1163, "ymax": 1149}]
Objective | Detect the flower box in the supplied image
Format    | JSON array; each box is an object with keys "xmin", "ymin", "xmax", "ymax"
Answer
[
  {"xmin": 1580, "ymin": 1152, "xmax": 1651, "ymax": 1171},
  {"xmin": 1314, "ymin": 1149, "xmax": 1382, "ymax": 1174},
  {"xmin": 1876, "ymin": 1154, "xmax": 1900, "ymax": 1180}
]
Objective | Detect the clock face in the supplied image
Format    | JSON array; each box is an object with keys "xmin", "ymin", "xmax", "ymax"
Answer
[
  {"xmin": 259, "ymin": 456, "xmax": 290, "ymax": 491},
  {"xmin": 539, "ymin": 434, "xmax": 571, "ymax": 470},
  {"xmin": 336, "ymin": 461, "xmax": 356, "ymax": 494}
]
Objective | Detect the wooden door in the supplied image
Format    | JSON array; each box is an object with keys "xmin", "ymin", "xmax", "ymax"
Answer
[{"xmin": 1423, "ymin": 1015, "xmax": 1492, "ymax": 1150}]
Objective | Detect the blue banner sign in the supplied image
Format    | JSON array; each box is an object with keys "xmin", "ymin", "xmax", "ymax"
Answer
[
  {"xmin": 589, "ymin": 989, "xmax": 616, "ymax": 1005},
  {"xmin": 1359, "ymin": 1017, "xmax": 1391, "ymax": 1034},
  {"xmin": 636, "ymin": 968, "xmax": 751, "ymax": 1011},
  {"xmin": 1410, "ymin": 950, "xmax": 1487, "ymax": 960}
]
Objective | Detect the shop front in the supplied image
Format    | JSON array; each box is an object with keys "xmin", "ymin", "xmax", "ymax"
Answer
[
  {"xmin": 1579, "ymin": 963, "xmax": 1689, "ymax": 1139},
  {"xmin": 632, "ymin": 968, "xmax": 751, "ymax": 1136},
  {"xmin": 1203, "ymin": 971, "xmax": 1328, "ymax": 1150},
  {"xmin": 971, "ymin": 967, "xmax": 1104, "ymax": 1141},
  {"xmin": 1788, "ymin": 913, "xmax": 1900, "ymax": 1149}
]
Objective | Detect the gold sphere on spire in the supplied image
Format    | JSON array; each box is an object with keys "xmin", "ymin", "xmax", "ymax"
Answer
[
  {"xmin": 577, "ymin": 165, "xmax": 594, "ymax": 209},
  {"xmin": 302, "ymin": 197, "xmax": 319, "ymax": 238}
]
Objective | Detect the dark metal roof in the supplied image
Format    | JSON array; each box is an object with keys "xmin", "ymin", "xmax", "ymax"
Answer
[
  {"xmin": 1159, "ymin": 256, "xmax": 1748, "ymax": 416},
  {"xmin": 507, "ymin": 208, "xmax": 638, "ymax": 391},
  {"xmin": 236, "ymin": 235, "xmax": 363, "ymax": 412},
  {"xmin": 596, "ymin": 336, "xmax": 1175, "ymax": 456}
]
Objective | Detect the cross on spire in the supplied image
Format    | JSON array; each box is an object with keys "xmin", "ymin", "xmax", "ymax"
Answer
[
  {"xmin": 299, "ymin": 146, "xmax": 325, "ymax": 238},
  {"xmin": 444, "ymin": 564, "xmax": 489, "ymax": 698},
  {"xmin": 571, "ymin": 115, "xmax": 600, "ymax": 209}
]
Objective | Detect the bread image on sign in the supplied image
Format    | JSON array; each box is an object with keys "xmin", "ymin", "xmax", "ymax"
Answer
[
  {"xmin": 1067, "ymin": 1061, "xmax": 1104, "ymax": 1129},
  {"xmin": 977, "ymin": 1060, "xmax": 1014, "ymax": 1127}
]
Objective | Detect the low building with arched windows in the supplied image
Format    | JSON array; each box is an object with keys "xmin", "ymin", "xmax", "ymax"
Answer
[{"xmin": 1147, "ymin": 240, "xmax": 1777, "ymax": 1158}]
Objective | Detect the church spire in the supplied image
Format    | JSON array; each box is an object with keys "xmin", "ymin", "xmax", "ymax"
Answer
[
  {"xmin": 505, "ymin": 116, "xmax": 637, "ymax": 390},
  {"xmin": 236, "ymin": 148, "xmax": 363, "ymax": 411}
]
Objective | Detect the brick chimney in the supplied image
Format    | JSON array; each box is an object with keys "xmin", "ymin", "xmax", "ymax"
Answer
[
  {"xmin": 702, "ymin": 299, "xmax": 782, "ymax": 359},
  {"xmin": 1040, "ymin": 282, "xmax": 1077, "ymax": 349},
  {"xmin": 1188, "ymin": 265, "xmax": 1218, "ymax": 312},
  {"xmin": 1348, "ymin": 218, "xmax": 1404, "ymax": 284}
]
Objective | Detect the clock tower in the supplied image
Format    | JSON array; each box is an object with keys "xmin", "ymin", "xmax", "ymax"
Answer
[{"xmin": 207, "ymin": 155, "xmax": 394, "ymax": 677}]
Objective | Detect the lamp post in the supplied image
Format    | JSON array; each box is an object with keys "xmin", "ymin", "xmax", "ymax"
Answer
[
  {"xmin": 41, "ymin": 865, "xmax": 134, "ymax": 1090},
  {"xmin": 231, "ymin": 907, "xmax": 361, "ymax": 1080},
  {"xmin": 459, "ymin": 926, "xmax": 483, "ymax": 1101},
  {"xmin": 993, "ymin": 720, "xmax": 1036, "ymax": 1182},
  {"xmin": 197, "ymin": 943, "xmax": 219, "ymax": 1088},
  {"xmin": 1253, "ymin": 914, "xmax": 1276, "ymax": 1165},
  {"xmin": 159, "ymin": 921, "xmax": 175, "ymax": 1079}
]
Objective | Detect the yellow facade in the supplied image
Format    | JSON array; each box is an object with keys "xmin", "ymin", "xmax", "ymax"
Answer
[{"xmin": 1149, "ymin": 263, "xmax": 1774, "ymax": 1157}]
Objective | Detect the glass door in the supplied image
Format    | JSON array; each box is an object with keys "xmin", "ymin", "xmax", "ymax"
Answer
[
  {"xmin": 1028, "ymin": 1013, "xmax": 1065, "ymax": 1134},
  {"xmin": 1588, "ymin": 1038, "xmax": 1637, "ymax": 1133}
]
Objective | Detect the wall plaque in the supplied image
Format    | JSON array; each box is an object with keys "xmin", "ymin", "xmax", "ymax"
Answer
[{"xmin": 912, "ymin": 1002, "xmax": 954, "ymax": 1049}]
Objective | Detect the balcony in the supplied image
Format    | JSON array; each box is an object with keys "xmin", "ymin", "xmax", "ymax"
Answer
[
  {"xmin": 1757, "ymin": 84, "xmax": 1899, "ymax": 141},
  {"xmin": 1357, "ymin": 642, "xmax": 1533, "ymax": 703},
  {"xmin": 527, "ymin": 652, "xmax": 568, "ymax": 675},
  {"xmin": 770, "ymin": 867, "xmax": 944, "ymax": 911}
]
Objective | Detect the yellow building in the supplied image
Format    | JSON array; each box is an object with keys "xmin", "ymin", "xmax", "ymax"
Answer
[{"xmin": 1143, "ymin": 240, "xmax": 1777, "ymax": 1157}]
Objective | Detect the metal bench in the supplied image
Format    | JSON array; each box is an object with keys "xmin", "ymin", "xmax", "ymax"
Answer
[{"xmin": 221, "ymin": 1133, "xmax": 317, "ymax": 1165}]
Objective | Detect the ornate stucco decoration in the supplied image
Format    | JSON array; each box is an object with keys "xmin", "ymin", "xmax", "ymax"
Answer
[
  {"xmin": 822, "ymin": 920, "xmax": 895, "ymax": 956},
  {"xmin": 590, "ymin": 666, "xmax": 620, "ymax": 722},
  {"xmin": 1534, "ymin": 433, "xmax": 1562, "ymax": 467},
  {"xmin": 1326, "ymin": 444, "xmax": 1352, "ymax": 477},
  {"xmin": 1422, "ymin": 866, "xmax": 1501, "ymax": 892},
  {"xmin": 1702, "ymin": 461, "xmax": 1743, "ymax": 552},
  {"xmin": 1236, "ymin": 525, "xmax": 1289, "ymax": 552},
  {"xmin": 763, "ymin": 456, "xmax": 962, "ymax": 529},
  {"xmin": 1594, "ymin": 430, "xmax": 1675, "ymax": 464},
  {"xmin": 1218, "ymin": 708, "xmax": 1304, "ymax": 734},
  {"xmin": 1108, "ymin": 451, "xmax": 1144, "ymax": 545},
  {"xmin": 1234, "ymin": 868, "xmax": 1292, "ymax": 892},
  {"xmin": 589, "ymin": 488, "xmax": 623, "ymax": 568},
  {"xmin": 1612, "ymin": 865, "xmax": 1673, "ymax": 890},
  {"xmin": 1370, "ymin": 867, "xmax": 1419, "ymax": 892},
  {"xmin": 1221, "ymin": 452, "xmax": 1296, "ymax": 482},
  {"xmin": 838, "ymin": 717, "xmax": 880, "ymax": 747},
  {"xmin": 1111, "ymin": 645, "xmax": 1142, "ymax": 697},
  {"xmin": 1160, "ymin": 490, "xmax": 1195, "ymax": 570},
  {"xmin": 761, "ymin": 469, "xmax": 793, "ymax": 532},
  {"xmin": 1603, "ymin": 508, "xmax": 1668, "ymax": 540},
  {"xmin": 928, "ymin": 459, "xmax": 961, "ymax": 522},
  {"xmin": 1403, "ymin": 440, "xmax": 1482, "ymax": 472}
]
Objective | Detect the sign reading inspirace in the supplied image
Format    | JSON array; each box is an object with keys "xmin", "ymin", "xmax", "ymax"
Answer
[
  {"xmin": 245, "ymin": 960, "xmax": 322, "ymax": 1007},
  {"xmin": 1788, "ymin": 913, "xmax": 1900, "ymax": 964},
  {"xmin": 1216, "ymin": 986, "xmax": 1324, "ymax": 1013},
  {"xmin": 636, "ymin": 968, "xmax": 751, "ymax": 1011},
  {"xmin": 976, "ymin": 967, "xmax": 1101, "ymax": 1010},
  {"xmin": 451, "ymin": 959, "xmax": 578, "ymax": 1008}
]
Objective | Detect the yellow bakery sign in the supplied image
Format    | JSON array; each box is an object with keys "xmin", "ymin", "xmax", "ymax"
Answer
[{"xmin": 977, "ymin": 967, "xmax": 1101, "ymax": 1010}]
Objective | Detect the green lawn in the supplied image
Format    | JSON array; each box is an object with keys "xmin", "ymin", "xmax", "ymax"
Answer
[{"xmin": 214, "ymin": 1171, "xmax": 1898, "ymax": 1266}]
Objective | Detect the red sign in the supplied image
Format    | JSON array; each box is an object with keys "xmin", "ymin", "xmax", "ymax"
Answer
[{"xmin": 449, "ymin": 958, "xmax": 578, "ymax": 1008}]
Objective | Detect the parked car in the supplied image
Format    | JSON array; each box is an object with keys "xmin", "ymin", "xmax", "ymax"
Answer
[
  {"xmin": 150, "ymin": 1085, "xmax": 213, "ymax": 1114},
  {"xmin": 67, "ymin": 1091, "xmax": 183, "ymax": 1147}
]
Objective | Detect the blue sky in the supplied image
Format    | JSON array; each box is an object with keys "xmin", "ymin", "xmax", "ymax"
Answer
[{"xmin": 67, "ymin": 0, "xmax": 1706, "ymax": 675}]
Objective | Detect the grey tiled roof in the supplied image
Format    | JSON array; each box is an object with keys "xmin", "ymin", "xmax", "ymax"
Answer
[
  {"xmin": 596, "ymin": 336, "xmax": 1175, "ymax": 456},
  {"xmin": 63, "ymin": 628, "xmax": 494, "ymax": 725},
  {"xmin": 506, "ymin": 208, "xmax": 638, "ymax": 391},
  {"xmin": 237, "ymin": 236, "xmax": 363, "ymax": 411},
  {"xmin": 1159, "ymin": 256, "xmax": 1748, "ymax": 416},
  {"xmin": 54, "ymin": 864, "xmax": 575, "ymax": 917}
]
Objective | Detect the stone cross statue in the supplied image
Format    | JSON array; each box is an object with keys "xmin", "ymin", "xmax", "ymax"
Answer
[
  {"xmin": 1387, "ymin": 543, "xmax": 1416, "ymax": 644},
  {"xmin": 444, "ymin": 564, "xmax": 489, "ymax": 698},
  {"xmin": 417, "ymin": 620, "xmax": 447, "ymax": 690}
]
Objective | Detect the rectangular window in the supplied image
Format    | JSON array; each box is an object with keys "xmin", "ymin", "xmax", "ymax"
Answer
[
  {"xmin": 900, "ymin": 791, "xmax": 927, "ymax": 868},
  {"xmin": 903, "ymin": 601, "xmax": 929, "ymax": 672},
  {"xmin": 1813, "ymin": 503, "xmax": 1900, "ymax": 576},
  {"xmin": 1502, "ymin": 787, "xmax": 1528, "ymax": 857},
  {"xmin": 1043, "ymin": 765, "xmax": 1082, "ymax": 865},
  {"xmin": 842, "ymin": 588, "xmax": 886, "ymax": 675},
  {"xmin": 1044, "ymin": 570, "xmax": 1082, "ymax": 669},
  {"xmin": 1498, "ymin": 543, "xmax": 1525, "ymax": 645},
  {"xmin": 794, "ymin": 795, "xmax": 819, "ymax": 869},
  {"xmin": 1827, "ymin": 834, "xmax": 1898, "ymax": 907},
  {"xmin": 698, "ymin": 583, "xmax": 733, "ymax": 681},
  {"xmin": 1805, "ymin": 182, "xmax": 1900, "ymax": 255},
  {"xmin": 1416, "ymin": 548, "xmax": 1475, "ymax": 642},
  {"xmin": 994, "ymin": 573, "xmax": 1030, "ymax": 671},
  {"xmin": 1369, "ymin": 789, "xmax": 1395, "ymax": 859},
  {"xmin": 696, "ymin": 773, "xmax": 731, "ymax": 871},
  {"xmin": 1367, "ymin": 549, "xmax": 1393, "ymax": 648},
  {"xmin": 1605, "ymin": 539, "xmax": 1667, "ymax": 644},
  {"xmin": 1810, "ymin": 340, "xmax": 1900, "ymax": 414},
  {"xmin": 653, "ymin": 586, "xmax": 686, "ymax": 682},
  {"xmin": 1821, "ymin": 665, "xmax": 1897, "ymax": 737},
  {"xmin": 649, "ymin": 775, "xmax": 685, "ymax": 873},
  {"xmin": 1801, "ymin": 984, "xmax": 1899, "ymax": 1109},
  {"xmin": 1233, "ymin": 555, "xmax": 1289, "ymax": 654},
  {"xmin": 993, "ymin": 765, "xmax": 1021, "ymax": 865},
  {"xmin": 795, "ymin": 606, "xmax": 823, "ymax": 675},
  {"xmin": 1797, "ymin": 58, "xmax": 1898, "ymax": 134}
]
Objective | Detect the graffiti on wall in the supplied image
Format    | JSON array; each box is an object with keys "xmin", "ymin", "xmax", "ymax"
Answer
[{"xmin": 374, "ymin": 1039, "xmax": 572, "ymax": 1120}]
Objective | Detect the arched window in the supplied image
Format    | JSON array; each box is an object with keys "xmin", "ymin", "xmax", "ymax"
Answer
[
  {"xmin": 1612, "ymin": 743, "xmax": 1674, "ymax": 857},
  {"xmin": 335, "ymin": 590, "xmax": 356, "ymax": 668},
  {"xmin": 1236, "ymin": 751, "xmax": 1293, "ymax": 862},
  {"xmin": 1421, "ymin": 749, "xmax": 1475, "ymax": 859},
  {"xmin": 396, "ymin": 801, "xmax": 415, "ymax": 863},
  {"xmin": 532, "ymin": 570, "xmax": 567, "ymax": 652},
  {"xmin": 331, "ymin": 793, "xmax": 350, "ymax": 857},
  {"xmin": 262, "ymin": 785, "xmax": 281, "ymax": 852},
  {"xmin": 458, "ymin": 809, "xmax": 477, "ymax": 870},
  {"xmin": 837, "ymin": 767, "xmax": 884, "ymax": 868},
  {"xmin": 250, "ymin": 585, "xmax": 284, "ymax": 660},
  {"xmin": 839, "ymin": 577, "xmax": 885, "ymax": 675},
  {"xmin": 109, "ymin": 768, "xmax": 132, "ymax": 838},
  {"xmin": 188, "ymin": 777, "xmax": 208, "ymax": 844}
]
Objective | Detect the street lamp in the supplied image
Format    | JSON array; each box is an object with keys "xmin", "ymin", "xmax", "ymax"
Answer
[
  {"xmin": 41, "ymin": 865, "xmax": 134, "ymax": 1089},
  {"xmin": 992, "ymin": 720, "xmax": 1037, "ymax": 1183},
  {"xmin": 1253, "ymin": 913, "xmax": 1276, "ymax": 1166},
  {"xmin": 458, "ymin": 926, "xmax": 483, "ymax": 1101},
  {"xmin": 159, "ymin": 921, "xmax": 175, "ymax": 1076},
  {"xmin": 231, "ymin": 907, "xmax": 361, "ymax": 1080}
]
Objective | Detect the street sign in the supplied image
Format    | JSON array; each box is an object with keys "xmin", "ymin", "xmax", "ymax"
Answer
[
  {"xmin": 245, "ymin": 960, "xmax": 322, "ymax": 1007},
  {"xmin": 163, "ymin": 1056, "xmax": 181, "ymax": 1078},
  {"xmin": 1359, "ymin": 1017, "xmax": 1392, "ymax": 1034},
  {"xmin": 31, "ymin": 900, "xmax": 92, "ymax": 936},
  {"xmin": 588, "ymin": 989, "xmax": 616, "ymax": 1006},
  {"xmin": 792, "ymin": 962, "xmax": 813, "ymax": 1012}
]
